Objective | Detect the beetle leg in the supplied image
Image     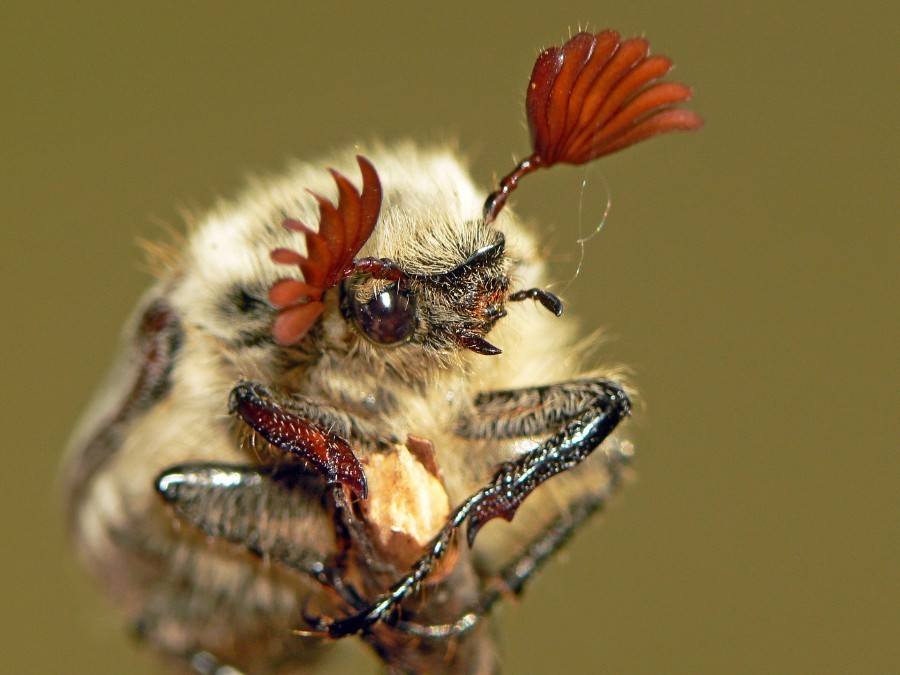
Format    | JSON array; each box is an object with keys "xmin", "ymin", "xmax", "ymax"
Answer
[
  {"xmin": 228, "ymin": 382, "xmax": 400, "ymax": 499},
  {"xmin": 478, "ymin": 444, "xmax": 630, "ymax": 610},
  {"xmin": 138, "ymin": 463, "xmax": 336, "ymax": 672},
  {"xmin": 456, "ymin": 377, "xmax": 629, "ymax": 440},
  {"xmin": 155, "ymin": 463, "xmax": 381, "ymax": 622},
  {"xmin": 459, "ymin": 378, "xmax": 634, "ymax": 608},
  {"xmin": 456, "ymin": 379, "xmax": 631, "ymax": 541},
  {"xmin": 321, "ymin": 379, "xmax": 631, "ymax": 637},
  {"xmin": 229, "ymin": 383, "xmax": 403, "ymax": 575},
  {"xmin": 228, "ymin": 383, "xmax": 371, "ymax": 499},
  {"xmin": 155, "ymin": 462, "xmax": 335, "ymax": 580},
  {"xmin": 370, "ymin": 443, "xmax": 630, "ymax": 641}
]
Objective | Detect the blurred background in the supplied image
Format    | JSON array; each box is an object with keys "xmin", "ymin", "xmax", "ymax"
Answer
[{"xmin": 1, "ymin": 2, "xmax": 895, "ymax": 672}]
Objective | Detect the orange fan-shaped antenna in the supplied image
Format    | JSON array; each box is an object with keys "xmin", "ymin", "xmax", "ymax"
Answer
[
  {"xmin": 268, "ymin": 156, "xmax": 383, "ymax": 345},
  {"xmin": 484, "ymin": 30, "xmax": 703, "ymax": 222}
]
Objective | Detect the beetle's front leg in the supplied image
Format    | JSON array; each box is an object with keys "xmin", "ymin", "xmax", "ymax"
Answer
[
  {"xmin": 228, "ymin": 382, "xmax": 406, "ymax": 575},
  {"xmin": 321, "ymin": 378, "xmax": 631, "ymax": 637},
  {"xmin": 228, "ymin": 382, "xmax": 375, "ymax": 499}
]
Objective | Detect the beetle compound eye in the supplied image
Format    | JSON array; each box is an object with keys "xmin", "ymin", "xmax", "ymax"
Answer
[{"xmin": 347, "ymin": 283, "xmax": 417, "ymax": 345}]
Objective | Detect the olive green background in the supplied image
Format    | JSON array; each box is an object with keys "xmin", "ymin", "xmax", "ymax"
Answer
[{"xmin": 1, "ymin": 2, "xmax": 895, "ymax": 673}]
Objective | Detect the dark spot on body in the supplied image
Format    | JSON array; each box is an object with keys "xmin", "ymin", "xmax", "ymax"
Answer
[{"xmin": 227, "ymin": 286, "xmax": 268, "ymax": 314}]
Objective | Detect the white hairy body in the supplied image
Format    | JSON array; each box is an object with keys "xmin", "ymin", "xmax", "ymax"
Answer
[{"xmin": 64, "ymin": 144, "xmax": 624, "ymax": 672}]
